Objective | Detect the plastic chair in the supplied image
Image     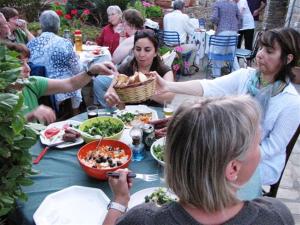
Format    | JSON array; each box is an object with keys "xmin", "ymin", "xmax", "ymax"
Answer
[
  {"xmin": 263, "ymin": 124, "xmax": 300, "ymax": 198},
  {"xmin": 236, "ymin": 31, "xmax": 262, "ymax": 68},
  {"xmin": 206, "ymin": 35, "xmax": 238, "ymax": 77}
]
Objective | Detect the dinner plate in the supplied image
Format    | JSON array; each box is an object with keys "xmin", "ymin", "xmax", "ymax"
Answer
[
  {"xmin": 150, "ymin": 137, "xmax": 165, "ymax": 166},
  {"xmin": 128, "ymin": 187, "xmax": 177, "ymax": 209},
  {"xmin": 33, "ymin": 186, "xmax": 110, "ymax": 225},
  {"xmin": 114, "ymin": 105, "xmax": 159, "ymax": 128},
  {"xmin": 40, "ymin": 120, "xmax": 83, "ymax": 149}
]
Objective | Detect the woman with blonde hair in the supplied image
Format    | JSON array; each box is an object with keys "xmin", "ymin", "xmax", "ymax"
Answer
[{"xmin": 103, "ymin": 96, "xmax": 293, "ymax": 225}]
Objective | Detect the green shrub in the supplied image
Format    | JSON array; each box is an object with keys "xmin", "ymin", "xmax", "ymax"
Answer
[{"xmin": 0, "ymin": 45, "xmax": 37, "ymax": 217}]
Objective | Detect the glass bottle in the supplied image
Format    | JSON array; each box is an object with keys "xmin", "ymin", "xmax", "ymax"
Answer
[
  {"xmin": 129, "ymin": 124, "xmax": 145, "ymax": 161},
  {"xmin": 74, "ymin": 29, "xmax": 83, "ymax": 52},
  {"xmin": 63, "ymin": 29, "xmax": 73, "ymax": 44}
]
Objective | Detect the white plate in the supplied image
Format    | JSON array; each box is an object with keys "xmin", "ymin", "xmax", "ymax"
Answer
[
  {"xmin": 114, "ymin": 105, "xmax": 158, "ymax": 128},
  {"xmin": 40, "ymin": 120, "xmax": 83, "ymax": 148},
  {"xmin": 128, "ymin": 187, "xmax": 177, "ymax": 209},
  {"xmin": 150, "ymin": 137, "xmax": 165, "ymax": 166},
  {"xmin": 33, "ymin": 186, "xmax": 110, "ymax": 225},
  {"xmin": 82, "ymin": 44, "xmax": 100, "ymax": 51}
]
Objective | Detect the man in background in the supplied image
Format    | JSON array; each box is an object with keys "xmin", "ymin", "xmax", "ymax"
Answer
[{"xmin": 247, "ymin": 0, "xmax": 266, "ymax": 27}]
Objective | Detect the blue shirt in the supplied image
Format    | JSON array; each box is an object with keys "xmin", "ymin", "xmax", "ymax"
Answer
[{"xmin": 27, "ymin": 32, "xmax": 81, "ymax": 102}]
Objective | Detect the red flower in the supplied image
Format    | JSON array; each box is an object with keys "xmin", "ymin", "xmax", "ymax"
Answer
[
  {"xmin": 54, "ymin": 2, "xmax": 60, "ymax": 6},
  {"xmin": 55, "ymin": 10, "xmax": 63, "ymax": 17},
  {"xmin": 71, "ymin": 9, "xmax": 78, "ymax": 15},
  {"xmin": 83, "ymin": 9, "xmax": 90, "ymax": 15},
  {"xmin": 64, "ymin": 14, "xmax": 72, "ymax": 20}
]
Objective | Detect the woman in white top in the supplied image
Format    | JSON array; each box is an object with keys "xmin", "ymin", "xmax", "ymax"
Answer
[
  {"xmin": 154, "ymin": 28, "xmax": 300, "ymax": 186},
  {"xmin": 235, "ymin": 0, "xmax": 255, "ymax": 50}
]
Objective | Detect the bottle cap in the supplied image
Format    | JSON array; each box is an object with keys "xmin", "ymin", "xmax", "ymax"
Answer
[{"xmin": 74, "ymin": 30, "xmax": 81, "ymax": 35}]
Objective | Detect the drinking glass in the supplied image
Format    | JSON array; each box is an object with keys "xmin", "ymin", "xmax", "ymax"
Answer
[
  {"xmin": 86, "ymin": 105, "xmax": 98, "ymax": 119},
  {"xmin": 163, "ymin": 101, "xmax": 174, "ymax": 118}
]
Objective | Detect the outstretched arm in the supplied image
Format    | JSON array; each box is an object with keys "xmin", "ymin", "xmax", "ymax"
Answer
[
  {"xmin": 45, "ymin": 61, "xmax": 117, "ymax": 96},
  {"xmin": 155, "ymin": 74, "xmax": 204, "ymax": 96}
]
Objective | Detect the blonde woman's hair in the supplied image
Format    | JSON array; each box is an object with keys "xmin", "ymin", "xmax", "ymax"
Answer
[{"xmin": 165, "ymin": 95, "xmax": 261, "ymax": 213}]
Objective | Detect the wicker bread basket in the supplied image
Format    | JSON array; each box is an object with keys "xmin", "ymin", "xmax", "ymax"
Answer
[{"xmin": 114, "ymin": 76, "xmax": 156, "ymax": 104}]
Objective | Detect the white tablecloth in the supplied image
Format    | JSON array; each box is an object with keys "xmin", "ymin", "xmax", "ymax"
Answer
[{"xmin": 77, "ymin": 45, "xmax": 112, "ymax": 69}]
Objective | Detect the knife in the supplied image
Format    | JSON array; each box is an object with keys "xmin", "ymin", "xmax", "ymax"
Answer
[{"xmin": 33, "ymin": 141, "xmax": 65, "ymax": 164}]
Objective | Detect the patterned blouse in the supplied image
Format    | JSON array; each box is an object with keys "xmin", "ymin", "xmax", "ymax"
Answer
[
  {"xmin": 211, "ymin": 0, "xmax": 242, "ymax": 34},
  {"xmin": 27, "ymin": 32, "xmax": 81, "ymax": 103}
]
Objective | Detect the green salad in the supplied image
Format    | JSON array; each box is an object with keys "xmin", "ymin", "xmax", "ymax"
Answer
[
  {"xmin": 117, "ymin": 112, "xmax": 135, "ymax": 124},
  {"xmin": 83, "ymin": 120, "xmax": 123, "ymax": 137},
  {"xmin": 153, "ymin": 144, "xmax": 165, "ymax": 162},
  {"xmin": 145, "ymin": 188, "xmax": 176, "ymax": 206}
]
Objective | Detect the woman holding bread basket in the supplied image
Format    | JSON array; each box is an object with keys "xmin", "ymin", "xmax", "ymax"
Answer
[{"xmin": 96, "ymin": 29, "xmax": 174, "ymax": 108}]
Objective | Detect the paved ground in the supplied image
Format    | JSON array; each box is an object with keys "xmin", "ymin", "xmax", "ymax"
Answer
[{"xmin": 174, "ymin": 68, "xmax": 300, "ymax": 224}]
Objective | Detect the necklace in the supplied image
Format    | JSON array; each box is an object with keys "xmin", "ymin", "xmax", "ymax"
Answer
[{"xmin": 259, "ymin": 74, "xmax": 271, "ymax": 87}]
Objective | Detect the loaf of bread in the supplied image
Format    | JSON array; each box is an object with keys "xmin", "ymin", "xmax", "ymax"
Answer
[{"xmin": 114, "ymin": 72, "xmax": 152, "ymax": 88}]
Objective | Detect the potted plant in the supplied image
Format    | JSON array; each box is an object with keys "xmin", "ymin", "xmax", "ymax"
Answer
[{"xmin": 0, "ymin": 44, "xmax": 37, "ymax": 220}]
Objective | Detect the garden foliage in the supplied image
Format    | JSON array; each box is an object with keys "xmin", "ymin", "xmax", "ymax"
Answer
[{"xmin": 0, "ymin": 45, "xmax": 37, "ymax": 216}]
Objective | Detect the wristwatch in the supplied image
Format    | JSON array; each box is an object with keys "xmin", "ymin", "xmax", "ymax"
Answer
[
  {"xmin": 85, "ymin": 66, "xmax": 98, "ymax": 77},
  {"xmin": 107, "ymin": 201, "xmax": 127, "ymax": 213}
]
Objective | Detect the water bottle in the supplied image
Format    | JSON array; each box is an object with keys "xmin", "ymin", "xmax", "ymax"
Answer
[
  {"xmin": 129, "ymin": 124, "xmax": 145, "ymax": 161},
  {"xmin": 74, "ymin": 29, "xmax": 83, "ymax": 52}
]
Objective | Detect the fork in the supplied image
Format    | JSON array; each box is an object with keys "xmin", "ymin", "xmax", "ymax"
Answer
[{"xmin": 107, "ymin": 172, "xmax": 159, "ymax": 182}]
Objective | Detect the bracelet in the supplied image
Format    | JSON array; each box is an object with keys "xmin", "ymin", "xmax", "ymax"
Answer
[{"xmin": 107, "ymin": 201, "xmax": 127, "ymax": 213}]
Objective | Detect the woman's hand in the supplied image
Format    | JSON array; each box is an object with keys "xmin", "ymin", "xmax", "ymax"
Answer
[
  {"xmin": 150, "ymin": 72, "xmax": 169, "ymax": 96},
  {"xmin": 89, "ymin": 61, "xmax": 118, "ymax": 76},
  {"xmin": 104, "ymin": 87, "xmax": 121, "ymax": 107},
  {"xmin": 108, "ymin": 169, "xmax": 132, "ymax": 206},
  {"xmin": 25, "ymin": 105, "xmax": 56, "ymax": 124}
]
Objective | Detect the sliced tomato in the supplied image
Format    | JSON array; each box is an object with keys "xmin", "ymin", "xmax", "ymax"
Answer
[{"xmin": 44, "ymin": 127, "xmax": 61, "ymax": 139}]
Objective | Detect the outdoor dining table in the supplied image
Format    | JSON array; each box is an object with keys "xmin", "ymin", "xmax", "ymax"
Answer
[
  {"xmin": 10, "ymin": 107, "xmax": 164, "ymax": 225},
  {"xmin": 9, "ymin": 106, "xmax": 262, "ymax": 224}
]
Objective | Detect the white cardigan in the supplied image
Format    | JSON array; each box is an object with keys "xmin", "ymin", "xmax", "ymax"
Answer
[{"xmin": 200, "ymin": 68, "xmax": 300, "ymax": 185}]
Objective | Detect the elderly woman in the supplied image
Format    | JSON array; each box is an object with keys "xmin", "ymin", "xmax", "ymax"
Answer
[
  {"xmin": 27, "ymin": 10, "xmax": 82, "ymax": 113},
  {"xmin": 93, "ymin": 9, "xmax": 144, "ymax": 108},
  {"xmin": 95, "ymin": 5, "xmax": 123, "ymax": 54},
  {"xmin": 103, "ymin": 96, "xmax": 294, "ymax": 225},
  {"xmin": 0, "ymin": 7, "xmax": 34, "ymax": 44},
  {"xmin": 155, "ymin": 27, "xmax": 300, "ymax": 187},
  {"xmin": 3, "ymin": 41, "xmax": 117, "ymax": 124}
]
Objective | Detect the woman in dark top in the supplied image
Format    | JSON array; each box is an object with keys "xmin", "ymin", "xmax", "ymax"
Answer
[
  {"xmin": 103, "ymin": 96, "xmax": 294, "ymax": 225},
  {"xmin": 101, "ymin": 29, "xmax": 174, "ymax": 107}
]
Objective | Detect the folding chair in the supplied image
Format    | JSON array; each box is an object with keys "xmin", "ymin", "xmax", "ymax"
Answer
[
  {"xmin": 206, "ymin": 35, "xmax": 238, "ymax": 77},
  {"xmin": 263, "ymin": 124, "xmax": 300, "ymax": 198},
  {"xmin": 236, "ymin": 31, "xmax": 262, "ymax": 68},
  {"xmin": 157, "ymin": 30, "xmax": 180, "ymax": 47}
]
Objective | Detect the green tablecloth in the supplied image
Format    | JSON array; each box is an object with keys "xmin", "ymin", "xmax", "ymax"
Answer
[
  {"xmin": 10, "ymin": 107, "xmax": 262, "ymax": 224},
  {"xmin": 10, "ymin": 108, "xmax": 165, "ymax": 225}
]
